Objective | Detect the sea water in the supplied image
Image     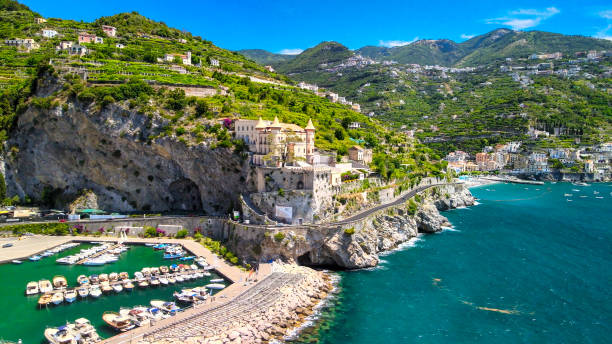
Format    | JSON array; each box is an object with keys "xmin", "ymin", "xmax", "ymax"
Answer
[
  {"xmin": 291, "ymin": 182, "xmax": 612, "ymax": 343},
  {"xmin": 0, "ymin": 244, "xmax": 224, "ymax": 343}
]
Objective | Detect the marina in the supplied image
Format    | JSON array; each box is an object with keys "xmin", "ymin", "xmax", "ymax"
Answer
[{"xmin": 0, "ymin": 241, "xmax": 229, "ymax": 343}]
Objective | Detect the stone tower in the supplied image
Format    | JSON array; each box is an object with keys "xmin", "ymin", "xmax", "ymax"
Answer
[{"xmin": 305, "ymin": 118, "xmax": 315, "ymax": 164}]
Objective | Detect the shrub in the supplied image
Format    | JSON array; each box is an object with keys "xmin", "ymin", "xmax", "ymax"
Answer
[
  {"xmin": 278, "ymin": 188, "xmax": 285, "ymax": 197},
  {"xmin": 407, "ymin": 199, "xmax": 418, "ymax": 216},
  {"xmin": 193, "ymin": 232, "xmax": 203, "ymax": 241},
  {"xmin": 4, "ymin": 222, "xmax": 70, "ymax": 236},
  {"xmin": 175, "ymin": 229, "xmax": 188, "ymax": 238},
  {"xmin": 344, "ymin": 227, "xmax": 355, "ymax": 235},
  {"xmin": 273, "ymin": 232, "xmax": 285, "ymax": 242},
  {"xmin": 143, "ymin": 226, "xmax": 157, "ymax": 238}
]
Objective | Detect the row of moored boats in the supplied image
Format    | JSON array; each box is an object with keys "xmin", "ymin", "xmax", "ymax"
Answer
[
  {"xmin": 14, "ymin": 242, "xmax": 80, "ymax": 264},
  {"xmin": 56, "ymin": 243, "xmax": 129, "ymax": 265}
]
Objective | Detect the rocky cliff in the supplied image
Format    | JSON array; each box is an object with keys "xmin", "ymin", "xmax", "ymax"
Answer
[
  {"xmin": 3, "ymin": 77, "xmax": 253, "ymax": 214},
  {"xmin": 224, "ymin": 183, "xmax": 475, "ymax": 269}
]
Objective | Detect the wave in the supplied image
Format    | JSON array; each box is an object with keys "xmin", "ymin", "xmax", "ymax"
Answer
[
  {"xmin": 379, "ymin": 235, "xmax": 424, "ymax": 257},
  {"xmin": 440, "ymin": 226, "xmax": 460, "ymax": 233}
]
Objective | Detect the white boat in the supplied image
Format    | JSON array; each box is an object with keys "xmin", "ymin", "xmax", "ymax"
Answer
[
  {"xmin": 77, "ymin": 286, "xmax": 89, "ymax": 298},
  {"xmin": 90, "ymin": 285, "xmax": 102, "ymax": 298},
  {"xmin": 175, "ymin": 275, "xmax": 184, "ymax": 283},
  {"xmin": 150, "ymin": 300, "xmax": 180, "ymax": 314},
  {"xmin": 123, "ymin": 279, "xmax": 134, "ymax": 291},
  {"xmin": 119, "ymin": 307, "xmax": 151, "ymax": 327},
  {"xmin": 26, "ymin": 281, "xmax": 39, "ymax": 295},
  {"xmin": 564, "ymin": 193, "xmax": 573, "ymax": 197},
  {"xmin": 29, "ymin": 255, "xmax": 42, "ymax": 261},
  {"xmin": 39, "ymin": 280, "xmax": 53, "ymax": 293},
  {"xmin": 101, "ymin": 281, "xmax": 113, "ymax": 293},
  {"xmin": 11, "ymin": 260, "xmax": 22, "ymax": 264},
  {"xmin": 51, "ymin": 291, "xmax": 64, "ymax": 305},
  {"xmin": 64, "ymin": 289, "xmax": 77, "ymax": 303},
  {"xmin": 73, "ymin": 318, "xmax": 100, "ymax": 343},
  {"xmin": 205, "ymin": 283, "xmax": 225, "ymax": 290},
  {"xmin": 44, "ymin": 326, "xmax": 78, "ymax": 344},
  {"xmin": 210, "ymin": 278, "xmax": 224, "ymax": 283},
  {"xmin": 167, "ymin": 276, "xmax": 176, "ymax": 284},
  {"xmin": 53, "ymin": 276, "xmax": 67, "ymax": 289},
  {"xmin": 159, "ymin": 277, "xmax": 169, "ymax": 285},
  {"xmin": 109, "ymin": 272, "xmax": 119, "ymax": 281},
  {"xmin": 113, "ymin": 284, "xmax": 123, "ymax": 293},
  {"xmin": 596, "ymin": 196, "xmax": 604, "ymax": 199},
  {"xmin": 102, "ymin": 311, "xmax": 135, "ymax": 332}
]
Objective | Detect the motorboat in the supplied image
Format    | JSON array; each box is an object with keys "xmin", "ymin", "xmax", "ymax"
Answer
[
  {"xmin": 210, "ymin": 278, "xmax": 224, "ymax": 283},
  {"xmin": 175, "ymin": 275, "xmax": 184, "ymax": 283},
  {"xmin": 53, "ymin": 276, "xmax": 68, "ymax": 289},
  {"xmin": 90, "ymin": 285, "xmax": 102, "ymax": 298},
  {"xmin": 150, "ymin": 300, "xmax": 181, "ymax": 314},
  {"xmin": 29, "ymin": 255, "xmax": 42, "ymax": 261},
  {"xmin": 44, "ymin": 325, "xmax": 78, "ymax": 344},
  {"xmin": 169, "ymin": 264, "xmax": 179, "ymax": 272},
  {"xmin": 119, "ymin": 272, "xmax": 129, "ymax": 280},
  {"xmin": 64, "ymin": 289, "xmax": 77, "ymax": 303},
  {"xmin": 123, "ymin": 279, "xmax": 134, "ymax": 291},
  {"xmin": 77, "ymin": 286, "xmax": 89, "ymax": 298},
  {"xmin": 38, "ymin": 293, "xmax": 53, "ymax": 307},
  {"xmin": 195, "ymin": 257, "xmax": 208, "ymax": 267},
  {"xmin": 51, "ymin": 291, "xmax": 64, "ymax": 305},
  {"xmin": 159, "ymin": 277, "xmax": 169, "ymax": 285},
  {"xmin": 112, "ymin": 283, "xmax": 123, "ymax": 293},
  {"xmin": 151, "ymin": 267, "xmax": 160, "ymax": 275},
  {"xmin": 160, "ymin": 266, "xmax": 169, "ymax": 274},
  {"xmin": 119, "ymin": 307, "xmax": 151, "ymax": 327},
  {"xmin": 179, "ymin": 256, "xmax": 195, "ymax": 261},
  {"xmin": 141, "ymin": 268, "xmax": 151, "ymax": 276},
  {"xmin": 99, "ymin": 274, "xmax": 109, "ymax": 282},
  {"xmin": 150, "ymin": 276, "xmax": 160, "ymax": 287},
  {"xmin": 134, "ymin": 271, "xmax": 144, "ymax": 281},
  {"xmin": 146, "ymin": 307, "xmax": 170, "ymax": 321},
  {"xmin": 102, "ymin": 311, "xmax": 135, "ymax": 332},
  {"xmin": 109, "ymin": 272, "xmax": 119, "ymax": 282},
  {"xmin": 153, "ymin": 244, "xmax": 168, "ymax": 250},
  {"xmin": 73, "ymin": 318, "xmax": 100, "ymax": 343},
  {"xmin": 39, "ymin": 280, "xmax": 53, "ymax": 293},
  {"xmin": 26, "ymin": 281, "xmax": 39, "ymax": 295},
  {"xmin": 205, "ymin": 283, "xmax": 226, "ymax": 290},
  {"xmin": 12, "ymin": 260, "xmax": 22, "ymax": 264},
  {"xmin": 138, "ymin": 280, "xmax": 149, "ymax": 288},
  {"xmin": 77, "ymin": 275, "xmax": 89, "ymax": 285},
  {"xmin": 89, "ymin": 275, "xmax": 99, "ymax": 285},
  {"xmin": 163, "ymin": 253, "xmax": 183, "ymax": 259},
  {"xmin": 564, "ymin": 193, "xmax": 573, "ymax": 197},
  {"xmin": 167, "ymin": 276, "xmax": 176, "ymax": 284},
  {"xmin": 100, "ymin": 281, "xmax": 113, "ymax": 293},
  {"xmin": 41, "ymin": 250, "xmax": 53, "ymax": 257}
]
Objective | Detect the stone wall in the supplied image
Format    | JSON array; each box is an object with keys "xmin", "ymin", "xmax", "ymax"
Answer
[{"xmin": 65, "ymin": 216, "xmax": 226, "ymax": 237}]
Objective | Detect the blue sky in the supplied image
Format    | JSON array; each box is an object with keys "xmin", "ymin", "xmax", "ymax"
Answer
[{"xmin": 21, "ymin": 0, "xmax": 612, "ymax": 54}]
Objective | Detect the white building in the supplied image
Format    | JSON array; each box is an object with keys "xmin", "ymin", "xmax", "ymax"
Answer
[
  {"xmin": 210, "ymin": 58, "xmax": 219, "ymax": 67},
  {"xmin": 42, "ymin": 29, "xmax": 58, "ymax": 38},
  {"xmin": 102, "ymin": 25, "xmax": 117, "ymax": 37}
]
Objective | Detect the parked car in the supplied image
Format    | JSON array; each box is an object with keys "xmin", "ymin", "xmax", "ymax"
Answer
[{"xmin": 2, "ymin": 243, "xmax": 13, "ymax": 248}]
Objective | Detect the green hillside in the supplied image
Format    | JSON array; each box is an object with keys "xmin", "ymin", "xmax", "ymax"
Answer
[
  {"xmin": 237, "ymin": 49, "xmax": 295, "ymax": 65},
  {"xmin": 275, "ymin": 41, "xmax": 353, "ymax": 75},
  {"xmin": 356, "ymin": 29, "xmax": 612, "ymax": 67}
]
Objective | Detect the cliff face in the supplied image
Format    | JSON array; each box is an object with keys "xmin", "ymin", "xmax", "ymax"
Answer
[
  {"xmin": 226, "ymin": 183, "xmax": 475, "ymax": 269},
  {"xmin": 4, "ymin": 83, "xmax": 252, "ymax": 214}
]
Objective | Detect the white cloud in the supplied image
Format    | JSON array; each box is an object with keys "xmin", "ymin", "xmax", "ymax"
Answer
[
  {"xmin": 486, "ymin": 7, "xmax": 560, "ymax": 30},
  {"xmin": 278, "ymin": 48, "xmax": 303, "ymax": 55},
  {"xmin": 379, "ymin": 37, "xmax": 419, "ymax": 48},
  {"xmin": 599, "ymin": 10, "xmax": 612, "ymax": 19},
  {"xmin": 460, "ymin": 34, "xmax": 475, "ymax": 40},
  {"xmin": 596, "ymin": 24, "xmax": 612, "ymax": 40}
]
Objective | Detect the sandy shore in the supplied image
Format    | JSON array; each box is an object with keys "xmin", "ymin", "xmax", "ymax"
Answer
[{"xmin": 460, "ymin": 177, "xmax": 502, "ymax": 188}]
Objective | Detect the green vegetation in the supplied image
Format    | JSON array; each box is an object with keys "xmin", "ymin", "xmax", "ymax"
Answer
[
  {"xmin": 199, "ymin": 236, "xmax": 240, "ymax": 265},
  {"xmin": 2, "ymin": 222, "xmax": 70, "ymax": 235},
  {"xmin": 344, "ymin": 227, "xmax": 355, "ymax": 235},
  {"xmin": 175, "ymin": 229, "xmax": 188, "ymax": 238},
  {"xmin": 273, "ymin": 232, "xmax": 285, "ymax": 242}
]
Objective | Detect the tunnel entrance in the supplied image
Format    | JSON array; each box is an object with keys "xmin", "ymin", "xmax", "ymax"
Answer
[
  {"xmin": 168, "ymin": 179, "xmax": 203, "ymax": 211},
  {"xmin": 297, "ymin": 252, "xmax": 312, "ymax": 266}
]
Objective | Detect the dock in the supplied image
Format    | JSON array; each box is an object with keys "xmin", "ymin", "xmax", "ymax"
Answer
[
  {"xmin": 482, "ymin": 176, "xmax": 545, "ymax": 185},
  {"xmin": 75, "ymin": 243, "xmax": 122, "ymax": 265}
]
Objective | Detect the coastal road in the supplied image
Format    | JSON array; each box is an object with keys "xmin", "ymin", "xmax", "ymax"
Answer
[{"xmin": 333, "ymin": 183, "xmax": 450, "ymax": 225}]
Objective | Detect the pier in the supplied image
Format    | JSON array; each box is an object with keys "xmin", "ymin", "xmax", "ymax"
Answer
[
  {"xmin": 481, "ymin": 176, "xmax": 545, "ymax": 185},
  {"xmin": 75, "ymin": 243, "xmax": 122, "ymax": 265}
]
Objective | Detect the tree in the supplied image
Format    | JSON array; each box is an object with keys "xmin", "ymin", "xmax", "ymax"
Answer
[
  {"xmin": 334, "ymin": 128, "xmax": 345, "ymax": 140},
  {"xmin": 0, "ymin": 172, "xmax": 6, "ymax": 201}
]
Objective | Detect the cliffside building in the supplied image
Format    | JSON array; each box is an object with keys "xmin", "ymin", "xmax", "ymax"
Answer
[{"xmin": 235, "ymin": 117, "xmax": 315, "ymax": 167}]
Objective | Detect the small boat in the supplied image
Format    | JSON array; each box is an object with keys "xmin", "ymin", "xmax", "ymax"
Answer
[
  {"xmin": 564, "ymin": 193, "xmax": 573, "ymax": 197},
  {"xmin": 141, "ymin": 268, "xmax": 151, "ymax": 276},
  {"xmin": 44, "ymin": 325, "xmax": 78, "ymax": 344},
  {"xmin": 175, "ymin": 275, "xmax": 184, "ymax": 283},
  {"xmin": 119, "ymin": 272, "xmax": 129, "ymax": 280},
  {"xmin": 596, "ymin": 196, "xmax": 604, "ymax": 199},
  {"xmin": 150, "ymin": 276, "xmax": 160, "ymax": 287},
  {"xmin": 113, "ymin": 283, "xmax": 123, "ymax": 293},
  {"xmin": 205, "ymin": 283, "xmax": 225, "ymax": 290},
  {"xmin": 73, "ymin": 318, "xmax": 100, "ymax": 342},
  {"xmin": 151, "ymin": 267, "xmax": 160, "ymax": 275},
  {"xmin": 145, "ymin": 243, "xmax": 156, "ymax": 247},
  {"xmin": 102, "ymin": 311, "xmax": 135, "ymax": 332},
  {"xmin": 167, "ymin": 276, "xmax": 176, "ymax": 284},
  {"xmin": 39, "ymin": 280, "xmax": 53, "ymax": 293},
  {"xmin": 150, "ymin": 300, "xmax": 181, "ymax": 314},
  {"xmin": 38, "ymin": 293, "xmax": 53, "ymax": 307},
  {"xmin": 29, "ymin": 255, "xmax": 42, "ymax": 261},
  {"xmin": 90, "ymin": 285, "xmax": 102, "ymax": 298},
  {"xmin": 160, "ymin": 266, "xmax": 169, "ymax": 274},
  {"xmin": 179, "ymin": 256, "xmax": 195, "ymax": 261},
  {"xmin": 163, "ymin": 253, "xmax": 183, "ymax": 259},
  {"xmin": 138, "ymin": 280, "xmax": 149, "ymax": 288},
  {"xmin": 210, "ymin": 278, "xmax": 224, "ymax": 283},
  {"xmin": 594, "ymin": 191, "xmax": 600, "ymax": 195},
  {"xmin": 77, "ymin": 286, "xmax": 89, "ymax": 298},
  {"xmin": 123, "ymin": 279, "xmax": 134, "ymax": 291},
  {"xmin": 89, "ymin": 275, "xmax": 100, "ymax": 284},
  {"xmin": 12, "ymin": 260, "xmax": 22, "ymax": 264},
  {"xmin": 53, "ymin": 276, "xmax": 68, "ymax": 289},
  {"xmin": 51, "ymin": 291, "xmax": 64, "ymax": 305},
  {"xmin": 153, "ymin": 244, "xmax": 168, "ymax": 250},
  {"xmin": 159, "ymin": 277, "xmax": 169, "ymax": 285},
  {"xmin": 26, "ymin": 281, "xmax": 39, "ymax": 295},
  {"xmin": 77, "ymin": 275, "xmax": 89, "ymax": 285},
  {"xmin": 99, "ymin": 274, "xmax": 109, "ymax": 282},
  {"xmin": 101, "ymin": 281, "xmax": 113, "ymax": 293},
  {"xmin": 64, "ymin": 289, "xmax": 77, "ymax": 303},
  {"xmin": 109, "ymin": 272, "xmax": 119, "ymax": 281}
]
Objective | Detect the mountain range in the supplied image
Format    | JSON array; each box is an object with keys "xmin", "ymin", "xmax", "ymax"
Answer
[{"xmin": 239, "ymin": 28, "xmax": 612, "ymax": 67}]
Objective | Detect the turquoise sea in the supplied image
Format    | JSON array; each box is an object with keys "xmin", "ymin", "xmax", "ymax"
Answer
[{"xmin": 292, "ymin": 182, "xmax": 612, "ymax": 343}]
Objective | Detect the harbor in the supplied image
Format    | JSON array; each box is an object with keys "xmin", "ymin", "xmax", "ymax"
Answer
[{"xmin": 0, "ymin": 240, "xmax": 232, "ymax": 343}]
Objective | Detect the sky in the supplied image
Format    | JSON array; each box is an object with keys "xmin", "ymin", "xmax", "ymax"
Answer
[{"xmin": 21, "ymin": 0, "xmax": 612, "ymax": 54}]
